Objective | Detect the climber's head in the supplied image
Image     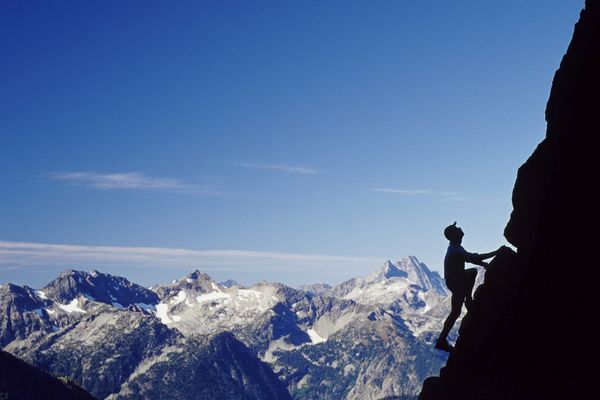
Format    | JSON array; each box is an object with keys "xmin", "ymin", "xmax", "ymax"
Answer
[{"xmin": 444, "ymin": 221, "xmax": 464, "ymax": 244}]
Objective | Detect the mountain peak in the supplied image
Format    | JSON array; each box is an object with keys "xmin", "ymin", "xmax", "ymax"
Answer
[
  {"xmin": 153, "ymin": 270, "xmax": 221, "ymax": 302},
  {"xmin": 381, "ymin": 260, "xmax": 409, "ymax": 279},
  {"xmin": 332, "ymin": 257, "xmax": 448, "ymax": 309},
  {"xmin": 366, "ymin": 260, "xmax": 408, "ymax": 283},
  {"xmin": 396, "ymin": 257, "xmax": 447, "ymax": 295},
  {"xmin": 185, "ymin": 269, "xmax": 212, "ymax": 282},
  {"xmin": 42, "ymin": 269, "xmax": 158, "ymax": 307}
]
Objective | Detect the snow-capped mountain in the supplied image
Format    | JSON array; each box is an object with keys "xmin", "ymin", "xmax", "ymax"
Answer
[
  {"xmin": 152, "ymin": 270, "xmax": 285, "ymax": 335},
  {"xmin": 324, "ymin": 257, "xmax": 451, "ymax": 342},
  {"xmin": 40, "ymin": 269, "xmax": 159, "ymax": 308},
  {"xmin": 331, "ymin": 257, "xmax": 447, "ymax": 309},
  {"xmin": 1, "ymin": 257, "xmax": 456, "ymax": 399}
]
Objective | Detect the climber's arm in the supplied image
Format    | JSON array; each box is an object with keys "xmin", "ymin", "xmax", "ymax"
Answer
[{"xmin": 463, "ymin": 249, "xmax": 499, "ymax": 266}]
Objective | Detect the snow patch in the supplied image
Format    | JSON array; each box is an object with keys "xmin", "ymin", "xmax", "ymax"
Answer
[
  {"xmin": 196, "ymin": 291, "xmax": 230, "ymax": 303},
  {"xmin": 56, "ymin": 299, "xmax": 86, "ymax": 314},
  {"xmin": 156, "ymin": 303, "xmax": 173, "ymax": 324},
  {"xmin": 36, "ymin": 290, "xmax": 48, "ymax": 300},
  {"xmin": 307, "ymin": 328, "xmax": 326, "ymax": 344},
  {"xmin": 343, "ymin": 278, "xmax": 410, "ymax": 305},
  {"xmin": 171, "ymin": 290, "xmax": 187, "ymax": 305}
]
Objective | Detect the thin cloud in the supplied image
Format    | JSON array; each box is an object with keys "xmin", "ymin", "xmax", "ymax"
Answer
[
  {"xmin": 45, "ymin": 171, "xmax": 216, "ymax": 194},
  {"xmin": 234, "ymin": 162, "xmax": 321, "ymax": 175},
  {"xmin": 443, "ymin": 194, "xmax": 507, "ymax": 203},
  {"xmin": 0, "ymin": 240, "xmax": 380, "ymax": 274},
  {"xmin": 369, "ymin": 188, "xmax": 506, "ymax": 203},
  {"xmin": 370, "ymin": 188, "xmax": 459, "ymax": 197}
]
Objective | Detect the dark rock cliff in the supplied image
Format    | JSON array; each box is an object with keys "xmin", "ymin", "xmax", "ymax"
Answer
[
  {"xmin": 0, "ymin": 350, "xmax": 95, "ymax": 400},
  {"xmin": 419, "ymin": 1, "xmax": 598, "ymax": 399}
]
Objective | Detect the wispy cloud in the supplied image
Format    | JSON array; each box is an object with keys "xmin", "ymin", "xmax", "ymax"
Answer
[
  {"xmin": 234, "ymin": 162, "xmax": 321, "ymax": 175},
  {"xmin": 369, "ymin": 188, "xmax": 505, "ymax": 203},
  {"xmin": 370, "ymin": 188, "xmax": 459, "ymax": 197},
  {"xmin": 0, "ymin": 240, "xmax": 380, "ymax": 275},
  {"xmin": 45, "ymin": 171, "xmax": 216, "ymax": 194}
]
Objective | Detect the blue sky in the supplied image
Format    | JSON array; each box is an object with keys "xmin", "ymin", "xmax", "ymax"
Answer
[{"xmin": 0, "ymin": 0, "xmax": 583, "ymax": 288}]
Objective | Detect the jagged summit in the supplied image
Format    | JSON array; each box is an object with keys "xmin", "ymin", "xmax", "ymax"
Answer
[
  {"xmin": 185, "ymin": 269, "xmax": 211, "ymax": 281},
  {"xmin": 369, "ymin": 259, "xmax": 409, "ymax": 281},
  {"xmin": 331, "ymin": 257, "xmax": 447, "ymax": 311},
  {"xmin": 41, "ymin": 269, "xmax": 158, "ymax": 307},
  {"xmin": 365, "ymin": 257, "xmax": 446, "ymax": 295},
  {"xmin": 152, "ymin": 269, "xmax": 224, "ymax": 301}
]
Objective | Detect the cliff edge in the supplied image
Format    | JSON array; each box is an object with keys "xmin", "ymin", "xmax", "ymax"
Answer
[{"xmin": 420, "ymin": 1, "xmax": 598, "ymax": 399}]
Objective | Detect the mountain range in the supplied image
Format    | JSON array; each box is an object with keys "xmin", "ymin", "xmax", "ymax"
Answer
[{"xmin": 0, "ymin": 257, "xmax": 464, "ymax": 399}]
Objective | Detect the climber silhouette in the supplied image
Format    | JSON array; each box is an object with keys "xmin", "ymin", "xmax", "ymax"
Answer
[{"xmin": 435, "ymin": 222, "xmax": 502, "ymax": 353}]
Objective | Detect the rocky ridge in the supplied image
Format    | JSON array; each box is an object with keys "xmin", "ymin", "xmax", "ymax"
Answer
[{"xmin": 2, "ymin": 256, "xmax": 452, "ymax": 399}]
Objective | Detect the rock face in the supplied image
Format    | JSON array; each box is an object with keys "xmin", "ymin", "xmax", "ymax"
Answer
[
  {"xmin": 419, "ymin": 1, "xmax": 598, "ymax": 399},
  {"xmin": 276, "ymin": 316, "xmax": 446, "ymax": 400},
  {"xmin": 107, "ymin": 333, "xmax": 292, "ymax": 400},
  {"xmin": 10, "ymin": 310, "xmax": 179, "ymax": 400},
  {"xmin": 0, "ymin": 284, "xmax": 55, "ymax": 346}
]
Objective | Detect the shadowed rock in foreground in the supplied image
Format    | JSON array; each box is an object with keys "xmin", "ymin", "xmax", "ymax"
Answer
[
  {"xmin": 420, "ymin": 1, "xmax": 598, "ymax": 399},
  {"xmin": 0, "ymin": 350, "xmax": 95, "ymax": 400}
]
